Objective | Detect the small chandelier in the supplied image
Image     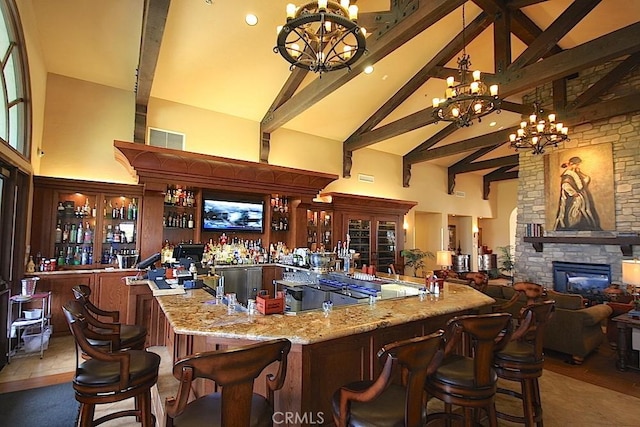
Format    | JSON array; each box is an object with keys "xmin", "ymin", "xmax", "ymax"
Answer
[
  {"xmin": 432, "ymin": 5, "xmax": 500, "ymax": 127},
  {"xmin": 274, "ymin": 1, "xmax": 367, "ymax": 75},
  {"xmin": 509, "ymin": 101, "xmax": 569, "ymax": 155}
]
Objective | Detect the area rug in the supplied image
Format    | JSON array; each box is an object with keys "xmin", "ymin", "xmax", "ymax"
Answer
[{"xmin": 0, "ymin": 382, "xmax": 79, "ymax": 427}]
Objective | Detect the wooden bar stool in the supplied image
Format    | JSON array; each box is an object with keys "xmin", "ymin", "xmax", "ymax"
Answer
[
  {"xmin": 425, "ymin": 312, "xmax": 513, "ymax": 427},
  {"xmin": 494, "ymin": 300, "xmax": 556, "ymax": 426},
  {"xmin": 63, "ymin": 300, "xmax": 160, "ymax": 427},
  {"xmin": 165, "ymin": 338, "xmax": 291, "ymax": 427},
  {"xmin": 331, "ymin": 330, "xmax": 445, "ymax": 427},
  {"xmin": 72, "ymin": 284, "xmax": 147, "ymax": 351}
]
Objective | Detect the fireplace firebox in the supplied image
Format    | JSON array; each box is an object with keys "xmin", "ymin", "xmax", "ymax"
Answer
[{"xmin": 552, "ymin": 261, "xmax": 611, "ymax": 304}]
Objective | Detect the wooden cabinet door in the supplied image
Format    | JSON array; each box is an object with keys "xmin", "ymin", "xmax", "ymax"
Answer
[
  {"xmin": 93, "ymin": 270, "xmax": 132, "ymax": 322},
  {"xmin": 37, "ymin": 273, "xmax": 93, "ymax": 337}
]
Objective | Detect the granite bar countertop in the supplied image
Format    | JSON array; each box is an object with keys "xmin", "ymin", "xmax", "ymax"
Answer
[
  {"xmin": 26, "ymin": 267, "xmax": 140, "ymax": 276},
  {"xmin": 149, "ymin": 279, "xmax": 494, "ymax": 345}
]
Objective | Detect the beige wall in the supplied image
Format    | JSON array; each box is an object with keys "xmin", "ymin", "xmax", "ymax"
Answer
[{"xmin": 478, "ymin": 180, "xmax": 518, "ymax": 252}]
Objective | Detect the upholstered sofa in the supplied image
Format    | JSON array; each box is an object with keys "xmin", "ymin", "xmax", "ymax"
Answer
[{"xmin": 481, "ymin": 284, "xmax": 613, "ymax": 364}]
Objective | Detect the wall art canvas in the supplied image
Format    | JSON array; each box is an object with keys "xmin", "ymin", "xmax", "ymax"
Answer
[{"xmin": 544, "ymin": 143, "xmax": 615, "ymax": 231}]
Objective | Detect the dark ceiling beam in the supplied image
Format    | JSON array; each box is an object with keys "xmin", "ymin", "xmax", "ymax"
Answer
[
  {"xmin": 508, "ymin": 0, "xmax": 601, "ymax": 70},
  {"xmin": 451, "ymin": 144, "xmax": 503, "ymax": 170},
  {"xmin": 406, "ymin": 124, "xmax": 459, "ymax": 158},
  {"xmin": 261, "ymin": 0, "xmax": 463, "ymax": 134},
  {"xmin": 506, "ymin": 0, "xmax": 548, "ymax": 9},
  {"xmin": 406, "ymin": 127, "xmax": 515, "ymax": 164},
  {"xmin": 483, "ymin": 166, "xmax": 519, "ymax": 199},
  {"xmin": 560, "ymin": 93, "xmax": 640, "ymax": 125},
  {"xmin": 134, "ymin": 0, "xmax": 170, "ymax": 144},
  {"xmin": 569, "ymin": 52, "xmax": 640, "ymax": 109},
  {"xmin": 452, "ymin": 154, "xmax": 519, "ymax": 174},
  {"xmin": 500, "ymin": 100, "xmax": 530, "ymax": 115},
  {"xmin": 492, "ymin": 0, "xmax": 511, "ymax": 74},
  {"xmin": 344, "ymin": 12, "xmax": 492, "ymax": 143},
  {"xmin": 499, "ymin": 22, "xmax": 640, "ymax": 97}
]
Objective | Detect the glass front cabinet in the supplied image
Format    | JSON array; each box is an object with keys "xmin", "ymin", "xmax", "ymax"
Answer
[
  {"xmin": 346, "ymin": 216, "xmax": 398, "ymax": 272},
  {"xmin": 31, "ymin": 177, "xmax": 143, "ymax": 270}
]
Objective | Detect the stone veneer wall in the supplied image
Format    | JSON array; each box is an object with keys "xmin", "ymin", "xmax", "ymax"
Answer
[{"xmin": 514, "ymin": 61, "xmax": 640, "ymax": 287}]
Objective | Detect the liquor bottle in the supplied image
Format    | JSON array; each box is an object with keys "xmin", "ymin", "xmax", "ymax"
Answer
[
  {"xmin": 74, "ymin": 247, "xmax": 81, "ymax": 265},
  {"xmin": 57, "ymin": 250, "xmax": 65, "ymax": 267},
  {"xmin": 164, "ymin": 188, "xmax": 172, "ymax": 205},
  {"xmin": 84, "ymin": 198, "xmax": 91, "ymax": 217},
  {"xmin": 84, "ymin": 222, "xmax": 92, "ymax": 244},
  {"xmin": 131, "ymin": 198, "xmax": 138, "ymax": 220},
  {"xmin": 76, "ymin": 222, "xmax": 84, "ymax": 244},
  {"xmin": 81, "ymin": 247, "xmax": 88, "ymax": 265},
  {"xmin": 103, "ymin": 199, "xmax": 108, "ymax": 218},
  {"xmin": 26, "ymin": 256, "xmax": 35, "ymax": 273},
  {"xmin": 92, "ymin": 203, "xmax": 97, "ymax": 218},
  {"xmin": 112, "ymin": 203, "xmax": 118, "ymax": 219},
  {"xmin": 119, "ymin": 204, "xmax": 125, "ymax": 220},
  {"xmin": 284, "ymin": 197, "xmax": 289, "ymax": 213},
  {"xmin": 55, "ymin": 221, "xmax": 62, "ymax": 243},
  {"xmin": 127, "ymin": 201, "xmax": 133, "ymax": 220},
  {"xmin": 106, "ymin": 225, "xmax": 113, "ymax": 243},
  {"xmin": 188, "ymin": 214, "xmax": 194, "ymax": 229},
  {"xmin": 57, "ymin": 202, "xmax": 65, "ymax": 212},
  {"xmin": 70, "ymin": 223, "xmax": 77, "ymax": 243}
]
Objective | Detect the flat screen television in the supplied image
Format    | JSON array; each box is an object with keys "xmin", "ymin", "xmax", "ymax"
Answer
[{"xmin": 202, "ymin": 198, "xmax": 264, "ymax": 233}]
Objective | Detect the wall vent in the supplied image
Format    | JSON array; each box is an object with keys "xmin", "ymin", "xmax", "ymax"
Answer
[
  {"xmin": 148, "ymin": 128, "xmax": 185, "ymax": 150},
  {"xmin": 455, "ymin": 191, "xmax": 466, "ymax": 198},
  {"xmin": 358, "ymin": 174, "xmax": 374, "ymax": 183}
]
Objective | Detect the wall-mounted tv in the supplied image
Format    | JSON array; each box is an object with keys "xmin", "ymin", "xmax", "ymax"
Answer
[{"xmin": 202, "ymin": 197, "xmax": 264, "ymax": 233}]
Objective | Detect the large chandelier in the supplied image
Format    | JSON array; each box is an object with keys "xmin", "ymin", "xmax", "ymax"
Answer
[
  {"xmin": 274, "ymin": 1, "xmax": 367, "ymax": 75},
  {"xmin": 509, "ymin": 101, "xmax": 569, "ymax": 155},
  {"xmin": 432, "ymin": 5, "xmax": 500, "ymax": 127}
]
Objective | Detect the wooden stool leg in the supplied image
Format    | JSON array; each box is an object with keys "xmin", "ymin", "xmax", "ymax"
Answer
[
  {"xmin": 487, "ymin": 403, "xmax": 499, "ymax": 427},
  {"xmin": 533, "ymin": 378, "xmax": 544, "ymax": 427},
  {"xmin": 522, "ymin": 379, "xmax": 536, "ymax": 426},
  {"xmin": 140, "ymin": 389, "xmax": 154, "ymax": 427},
  {"xmin": 79, "ymin": 402, "xmax": 95, "ymax": 427}
]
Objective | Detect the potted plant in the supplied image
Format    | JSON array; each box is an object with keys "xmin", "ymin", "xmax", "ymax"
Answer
[
  {"xmin": 400, "ymin": 248, "xmax": 434, "ymax": 277},
  {"xmin": 497, "ymin": 245, "xmax": 515, "ymax": 284}
]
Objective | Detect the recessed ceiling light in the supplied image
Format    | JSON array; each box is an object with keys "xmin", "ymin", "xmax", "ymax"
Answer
[
  {"xmin": 364, "ymin": 65, "xmax": 374, "ymax": 74},
  {"xmin": 245, "ymin": 14, "xmax": 258, "ymax": 26},
  {"xmin": 204, "ymin": 0, "xmax": 213, "ymax": 4},
  {"xmin": 489, "ymin": 121, "xmax": 496, "ymax": 127}
]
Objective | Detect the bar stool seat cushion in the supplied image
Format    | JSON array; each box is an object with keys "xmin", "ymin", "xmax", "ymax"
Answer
[
  {"xmin": 430, "ymin": 354, "xmax": 497, "ymax": 391},
  {"xmin": 496, "ymin": 341, "xmax": 536, "ymax": 364},
  {"xmin": 170, "ymin": 393, "xmax": 272, "ymax": 427},
  {"xmin": 75, "ymin": 350, "xmax": 160, "ymax": 387},
  {"xmin": 331, "ymin": 382, "xmax": 414, "ymax": 427}
]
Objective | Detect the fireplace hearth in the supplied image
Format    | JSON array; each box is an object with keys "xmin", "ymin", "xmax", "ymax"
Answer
[{"xmin": 552, "ymin": 261, "xmax": 611, "ymax": 304}]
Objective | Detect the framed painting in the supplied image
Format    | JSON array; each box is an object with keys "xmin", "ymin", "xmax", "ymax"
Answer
[{"xmin": 544, "ymin": 143, "xmax": 615, "ymax": 231}]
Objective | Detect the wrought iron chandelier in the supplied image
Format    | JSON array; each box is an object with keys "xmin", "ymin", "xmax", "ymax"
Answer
[
  {"xmin": 274, "ymin": 1, "xmax": 367, "ymax": 75},
  {"xmin": 509, "ymin": 101, "xmax": 569, "ymax": 155},
  {"xmin": 432, "ymin": 5, "xmax": 500, "ymax": 127}
]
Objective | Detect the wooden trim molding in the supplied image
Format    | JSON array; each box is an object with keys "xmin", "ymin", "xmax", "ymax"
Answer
[
  {"xmin": 322, "ymin": 192, "xmax": 417, "ymax": 216},
  {"xmin": 114, "ymin": 141, "xmax": 338, "ymax": 197}
]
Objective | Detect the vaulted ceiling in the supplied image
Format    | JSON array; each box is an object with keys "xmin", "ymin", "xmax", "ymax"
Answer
[{"xmin": 30, "ymin": 0, "xmax": 640, "ymax": 198}]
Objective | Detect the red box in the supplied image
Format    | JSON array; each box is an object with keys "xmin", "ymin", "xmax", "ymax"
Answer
[{"xmin": 257, "ymin": 291, "xmax": 285, "ymax": 315}]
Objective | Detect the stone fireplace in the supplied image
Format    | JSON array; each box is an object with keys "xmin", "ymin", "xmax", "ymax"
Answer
[{"xmin": 513, "ymin": 63, "xmax": 640, "ymax": 287}]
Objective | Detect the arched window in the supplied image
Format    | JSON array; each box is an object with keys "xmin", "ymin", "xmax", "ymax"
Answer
[{"xmin": 0, "ymin": 0, "xmax": 30, "ymax": 158}]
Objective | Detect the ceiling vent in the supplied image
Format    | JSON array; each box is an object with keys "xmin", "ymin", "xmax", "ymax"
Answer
[
  {"xmin": 148, "ymin": 128, "xmax": 185, "ymax": 150},
  {"xmin": 358, "ymin": 174, "xmax": 374, "ymax": 183},
  {"xmin": 455, "ymin": 191, "xmax": 466, "ymax": 198}
]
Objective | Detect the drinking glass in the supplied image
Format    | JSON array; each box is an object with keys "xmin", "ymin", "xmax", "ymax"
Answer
[
  {"xmin": 322, "ymin": 300, "xmax": 333, "ymax": 317},
  {"xmin": 247, "ymin": 299, "xmax": 256, "ymax": 315},
  {"xmin": 226, "ymin": 293, "xmax": 237, "ymax": 314}
]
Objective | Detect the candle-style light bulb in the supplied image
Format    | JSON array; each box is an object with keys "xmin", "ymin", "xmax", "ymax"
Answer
[
  {"xmin": 318, "ymin": 0, "xmax": 328, "ymax": 10},
  {"xmin": 509, "ymin": 134, "xmax": 516, "ymax": 142},
  {"xmin": 489, "ymin": 85, "xmax": 498, "ymax": 96},
  {"xmin": 536, "ymin": 123, "xmax": 545, "ymax": 133},
  {"xmin": 452, "ymin": 107, "xmax": 460, "ymax": 117},
  {"xmin": 472, "ymin": 70, "xmax": 481, "ymax": 81},
  {"xmin": 470, "ymin": 81, "xmax": 479, "ymax": 94},
  {"xmin": 520, "ymin": 121, "xmax": 527, "ymax": 129},
  {"xmin": 530, "ymin": 114, "xmax": 537, "ymax": 124},
  {"xmin": 432, "ymin": 98, "xmax": 440, "ymax": 108},
  {"xmin": 447, "ymin": 76, "xmax": 455, "ymax": 87},
  {"xmin": 474, "ymin": 102, "xmax": 482, "ymax": 113},
  {"xmin": 348, "ymin": 5, "xmax": 358, "ymax": 20},
  {"xmin": 341, "ymin": 0, "xmax": 350, "ymax": 9},
  {"xmin": 548, "ymin": 113, "xmax": 556, "ymax": 122},
  {"xmin": 290, "ymin": 43, "xmax": 300, "ymax": 58},
  {"xmin": 343, "ymin": 45, "xmax": 352, "ymax": 59},
  {"xmin": 286, "ymin": 3, "xmax": 296, "ymax": 19},
  {"xmin": 276, "ymin": 25, "xmax": 283, "ymax": 35}
]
